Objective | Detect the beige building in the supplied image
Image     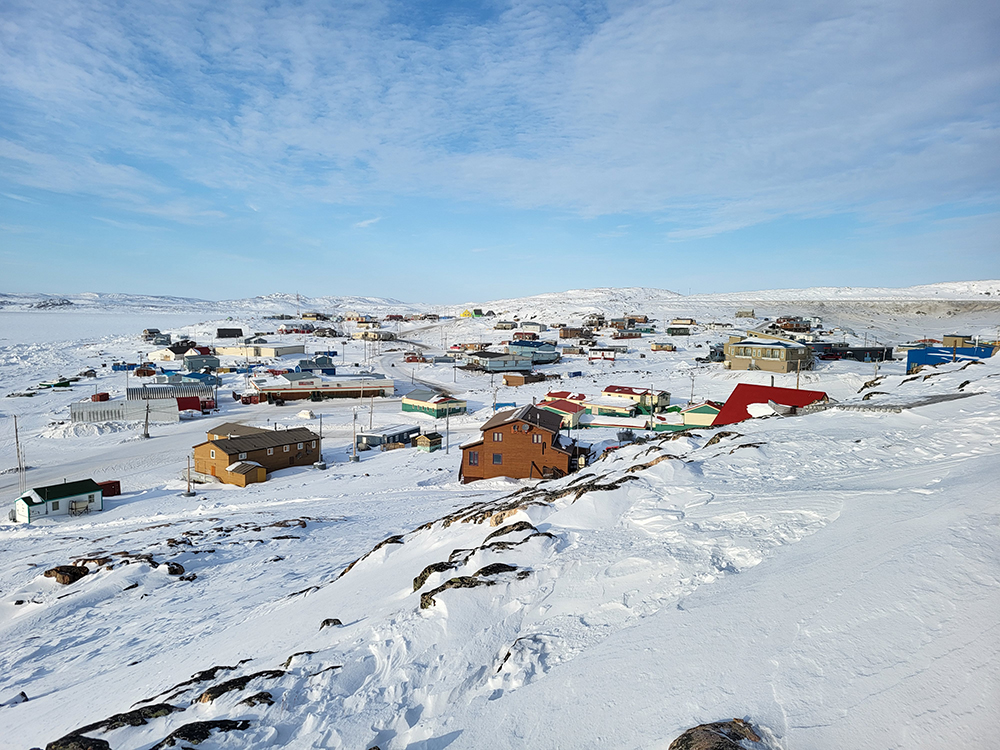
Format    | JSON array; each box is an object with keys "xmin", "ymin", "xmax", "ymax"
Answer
[
  {"xmin": 216, "ymin": 343, "xmax": 306, "ymax": 358},
  {"xmin": 724, "ymin": 336, "xmax": 813, "ymax": 373}
]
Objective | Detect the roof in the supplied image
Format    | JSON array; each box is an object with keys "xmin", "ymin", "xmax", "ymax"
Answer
[
  {"xmin": 198, "ymin": 427, "xmax": 320, "ymax": 454},
  {"xmin": 226, "ymin": 461, "xmax": 264, "ymax": 474},
  {"xmin": 357, "ymin": 424, "xmax": 421, "ymax": 437},
  {"xmin": 545, "ymin": 391, "xmax": 586, "ymax": 401},
  {"xmin": 127, "ymin": 385, "xmax": 214, "ymax": 401},
  {"xmin": 603, "ymin": 385, "xmax": 664, "ymax": 397},
  {"xmin": 208, "ymin": 422, "xmax": 271, "ymax": 439},
  {"xmin": 539, "ymin": 399, "xmax": 587, "ymax": 415},
  {"xmin": 681, "ymin": 401, "xmax": 724, "ymax": 413},
  {"xmin": 713, "ymin": 384, "xmax": 828, "ymax": 426},
  {"xmin": 507, "ymin": 340, "xmax": 554, "ymax": 349},
  {"xmin": 480, "ymin": 405, "xmax": 563, "ymax": 434},
  {"xmin": 23, "ymin": 479, "xmax": 102, "ymax": 504},
  {"xmin": 417, "ymin": 432, "xmax": 443, "ymax": 441},
  {"xmin": 403, "ymin": 389, "xmax": 463, "ymax": 405},
  {"xmin": 732, "ymin": 337, "xmax": 807, "ymax": 349}
]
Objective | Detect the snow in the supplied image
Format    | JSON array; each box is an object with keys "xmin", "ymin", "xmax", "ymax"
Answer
[{"xmin": 0, "ymin": 283, "xmax": 999, "ymax": 749}]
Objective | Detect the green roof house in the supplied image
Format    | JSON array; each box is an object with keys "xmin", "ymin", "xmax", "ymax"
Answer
[{"xmin": 14, "ymin": 479, "xmax": 103, "ymax": 524}]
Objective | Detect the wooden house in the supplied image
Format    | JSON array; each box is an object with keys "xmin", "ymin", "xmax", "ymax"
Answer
[
  {"xmin": 193, "ymin": 426, "xmax": 320, "ymax": 485},
  {"xmin": 538, "ymin": 398, "xmax": 587, "ymax": 428},
  {"xmin": 602, "ymin": 385, "xmax": 671, "ymax": 413},
  {"xmin": 520, "ymin": 321, "xmax": 548, "ymax": 333},
  {"xmin": 502, "ymin": 372, "xmax": 546, "ymax": 386},
  {"xmin": 14, "ymin": 479, "xmax": 103, "ymax": 523},
  {"xmin": 415, "ymin": 432, "xmax": 443, "ymax": 452},
  {"xmin": 460, "ymin": 405, "xmax": 584, "ymax": 483},
  {"xmin": 216, "ymin": 327, "xmax": 243, "ymax": 338},
  {"xmin": 671, "ymin": 318, "xmax": 696, "ymax": 326},
  {"xmin": 681, "ymin": 401, "xmax": 724, "ymax": 426},
  {"xmin": 356, "ymin": 424, "xmax": 421, "ymax": 450},
  {"xmin": 723, "ymin": 336, "xmax": 813, "ymax": 373},
  {"xmin": 651, "ymin": 342, "xmax": 676, "ymax": 351},
  {"xmin": 494, "ymin": 321, "xmax": 518, "ymax": 330},
  {"xmin": 665, "ymin": 327, "xmax": 691, "ymax": 336}
]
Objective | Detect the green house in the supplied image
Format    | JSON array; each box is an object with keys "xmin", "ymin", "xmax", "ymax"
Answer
[{"xmin": 401, "ymin": 388, "xmax": 467, "ymax": 418}]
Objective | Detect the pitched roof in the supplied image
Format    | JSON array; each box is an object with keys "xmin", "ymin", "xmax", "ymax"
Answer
[
  {"xmin": 539, "ymin": 399, "xmax": 587, "ymax": 415},
  {"xmin": 198, "ymin": 427, "xmax": 319, "ymax": 454},
  {"xmin": 713, "ymin": 384, "xmax": 828, "ymax": 426},
  {"xmin": 226, "ymin": 461, "xmax": 264, "ymax": 474},
  {"xmin": 480, "ymin": 405, "xmax": 563, "ymax": 434},
  {"xmin": 208, "ymin": 422, "xmax": 271, "ymax": 439},
  {"xmin": 545, "ymin": 391, "xmax": 586, "ymax": 401},
  {"xmin": 24, "ymin": 479, "xmax": 102, "ymax": 504}
]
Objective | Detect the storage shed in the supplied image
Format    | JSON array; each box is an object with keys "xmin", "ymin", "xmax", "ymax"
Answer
[{"xmin": 14, "ymin": 479, "xmax": 103, "ymax": 523}]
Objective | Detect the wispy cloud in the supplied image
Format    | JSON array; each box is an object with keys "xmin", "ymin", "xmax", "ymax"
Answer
[
  {"xmin": 353, "ymin": 216, "xmax": 382, "ymax": 228},
  {"xmin": 2, "ymin": 192, "xmax": 34, "ymax": 203}
]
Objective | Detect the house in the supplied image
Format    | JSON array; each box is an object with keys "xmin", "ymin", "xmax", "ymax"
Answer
[
  {"xmin": 495, "ymin": 321, "xmax": 518, "ymax": 330},
  {"xmin": 464, "ymin": 351, "xmax": 533, "ymax": 372},
  {"xmin": 588, "ymin": 348, "xmax": 618, "ymax": 362},
  {"xmin": 296, "ymin": 355, "xmax": 337, "ymax": 376},
  {"xmin": 216, "ymin": 343, "xmax": 307, "ymax": 359},
  {"xmin": 141, "ymin": 328, "xmax": 161, "ymax": 341},
  {"xmin": 148, "ymin": 341, "xmax": 198, "ymax": 361},
  {"xmin": 250, "ymin": 372, "xmax": 393, "ymax": 401},
  {"xmin": 651, "ymin": 342, "xmax": 676, "ymax": 352},
  {"xmin": 776, "ymin": 316, "xmax": 811, "ymax": 333},
  {"xmin": 181, "ymin": 371, "xmax": 221, "ymax": 387},
  {"xmin": 352, "ymin": 330, "xmax": 396, "ymax": 341},
  {"xmin": 401, "ymin": 389, "xmax": 468, "ymax": 418},
  {"xmin": 582, "ymin": 396, "xmax": 637, "ymax": 418},
  {"xmin": 183, "ymin": 354, "xmax": 220, "ymax": 371},
  {"xmin": 206, "ymin": 422, "xmax": 272, "ymax": 441},
  {"xmin": 712, "ymin": 384, "xmax": 828, "ymax": 426},
  {"xmin": 502, "ymin": 372, "xmax": 546, "ymax": 386},
  {"xmin": 415, "ymin": 432, "xmax": 443, "ymax": 452},
  {"xmin": 633, "ymin": 324, "xmax": 656, "ymax": 333},
  {"xmin": 538, "ymin": 398, "xmax": 587, "ymax": 428},
  {"xmin": 681, "ymin": 401, "xmax": 724, "ymax": 426},
  {"xmin": 584, "ymin": 313, "xmax": 606, "ymax": 328},
  {"xmin": 507, "ymin": 341, "xmax": 560, "ymax": 364},
  {"xmin": 150, "ymin": 333, "xmax": 172, "ymax": 346},
  {"xmin": 735, "ymin": 309, "xmax": 755, "ymax": 318},
  {"xmin": 301, "ymin": 312, "xmax": 329, "ymax": 321},
  {"xmin": 626, "ymin": 314, "xmax": 649, "ymax": 326},
  {"xmin": 671, "ymin": 318, "xmax": 696, "ymax": 326},
  {"xmin": 724, "ymin": 336, "xmax": 813, "ymax": 373},
  {"xmin": 602, "ymin": 385, "xmax": 671, "ymax": 413},
  {"xmin": 356, "ymin": 424, "xmax": 421, "ymax": 450},
  {"xmin": 665, "ymin": 327, "xmax": 691, "ymax": 336},
  {"xmin": 193, "ymin": 426, "xmax": 321, "ymax": 486},
  {"xmin": 613, "ymin": 330, "xmax": 642, "ymax": 340},
  {"xmin": 608, "ymin": 318, "xmax": 628, "ymax": 330},
  {"xmin": 520, "ymin": 321, "xmax": 548, "ymax": 333},
  {"xmin": 13, "ymin": 479, "xmax": 103, "ymax": 523},
  {"xmin": 216, "ymin": 327, "xmax": 243, "ymax": 338},
  {"xmin": 559, "ymin": 327, "xmax": 587, "ymax": 339},
  {"xmin": 705, "ymin": 322, "xmax": 733, "ymax": 331},
  {"xmin": 460, "ymin": 405, "xmax": 585, "ymax": 483},
  {"xmin": 512, "ymin": 331, "xmax": 539, "ymax": 341},
  {"xmin": 278, "ymin": 322, "xmax": 315, "ymax": 334}
]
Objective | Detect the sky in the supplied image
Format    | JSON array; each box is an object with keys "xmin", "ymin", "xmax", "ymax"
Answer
[{"xmin": 1, "ymin": 0, "xmax": 998, "ymax": 303}]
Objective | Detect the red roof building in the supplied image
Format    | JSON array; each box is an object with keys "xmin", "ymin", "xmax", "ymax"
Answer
[
  {"xmin": 712, "ymin": 384, "xmax": 828, "ymax": 426},
  {"xmin": 544, "ymin": 391, "xmax": 587, "ymax": 402}
]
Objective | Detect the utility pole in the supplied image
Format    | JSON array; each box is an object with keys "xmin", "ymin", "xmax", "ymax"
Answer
[
  {"xmin": 369, "ymin": 392, "xmax": 374, "ymax": 430},
  {"xmin": 351, "ymin": 409, "xmax": 359, "ymax": 462},
  {"xmin": 445, "ymin": 409, "xmax": 450, "ymax": 454},
  {"xmin": 14, "ymin": 416, "xmax": 26, "ymax": 496},
  {"xmin": 143, "ymin": 402, "xmax": 150, "ymax": 438},
  {"xmin": 182, "ymin": 455, "xmax": 195, "ymax": 496},
  {"xmin": 796, "ymin": 359, "xmax": 801, "ymax": 390}
]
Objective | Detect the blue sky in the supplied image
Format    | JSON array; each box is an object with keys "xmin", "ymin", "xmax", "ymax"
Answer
[{"xmin": 1, "ymin": 0, "xmax": 998, "ymax": 302}]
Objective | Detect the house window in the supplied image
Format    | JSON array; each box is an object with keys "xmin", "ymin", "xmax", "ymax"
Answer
[
  {"xmin": 267, "ymin": 447, "xmax": 274, "ymax": 455},
  {"xmin": 210, "ymin": 449, "xmax": 216, "ymax": 459},
  {"xmin": 298, "ymin": 442, "xmax": 303, "ymax": 449},
  {"xmin": 311, "ymin": 441, "xmax": 316, "ymax": 448},
  {"xmin": 493, "ymin": 431, "xmax": 503, "ymax": 442},
  {"xmin": 284, "ymin": 445, "xmax": 290, "ymax": 452},
  {"xmin": 493, "ymin": 453, "xmax": 503, "ymax": 465},
  {"xmin": 533, "ymin": 434, "xmax": 544, "ymax": 444},
  {"xmin": 88, "ymin": 494, "xmax": 95, "ymax": 503},
  {"xmin": 52, "ymin": 501, "xmax": 60, "ymax": 511},
  {"xmin": 468, "ymin": 451, "xmax": 479, "ymax": 466}
]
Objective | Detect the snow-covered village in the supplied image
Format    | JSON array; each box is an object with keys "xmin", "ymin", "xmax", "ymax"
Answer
[
  {"xmin": 3, "ymin": 1, "xmax": 999, "ymax": 748},
  {"xmin": 1, "ymin": 283, "xmax": 999, "ymax": 749}
]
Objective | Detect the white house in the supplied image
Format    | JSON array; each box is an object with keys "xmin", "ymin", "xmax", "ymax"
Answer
[{"xmin": 14, "ymin": 479, "xmax": 103, "ymax": 523}]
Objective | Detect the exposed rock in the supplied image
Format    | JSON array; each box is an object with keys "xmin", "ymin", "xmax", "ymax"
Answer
[
  {"xmin": 3, "ymin": 690, "xmax": 28, "ymax": 705},
  {"xmin": 65, "ymin": 704, "xmax": 183, "ymax": 737},
  {"xmin": 729, "ymin": 443, "xmax": 765, "ymax": 454},
  {"xmin": 413, "ymin": 561, "xmax": 458, "ymax": 592},
  {"xmin": 133, "ymin": 660, "xmax": 252, "ymax": 706},
  {"xmin": 282, "ymin": 650, "xmax": 316, "ymax": 668},
  {"xmin": 164, "ymin": 562, "xmax": 185, "ymax": 576},
  {"xmin": 272, "ymin": 535, "xmax": 300, "ymax": 540},
  {"xmin": 626, "ymin": 452, "xmax": 682, "ymax": 473},
  {"xmin": 319, "ymin": 618, "xmax": 342, "ymax": 630},
  {"xmin": 861, "ymin": 391, "xmax": 888, "ymax": 400},
  {"xmin": 483, "ymin": 521, "xmax": 536, "ymax": 543},
  {"xmin": 178, "ymin": 573, "xmax": 197, "ymax": 582},
  {"xmin": 45, "ymin": 736, "xmax": 110, "ymax": 750},
  {"xmin": 43, "ymin": 566, "xmax": 89, "ymax": 585},
  {"xmin": 270, "ymin": 518, "xmax": 308, "ymax": 528},
  {"xmin": 703, "ymin": 431, "xmax": 741, "ymax": 448},
  {"xmin": 238, "ymin": 691, "xmax": 274, "ymax": 707},
  {"xmin": 149, "ymin": 719, "xmax": 251, "ymax": 749},
  {"xmin": 858, "ymin": 376, "xmax": 886, "ymax": 393},
  {"xmin": 667, "ymin": 718, "xmax": 762, "ymax": 750},
  {"xmin": 195, "ymin": 669, "xmax": 284, "ymax": 703},
  {"xmin": 420, "ymin": 563, "xmax": 526, "ymax": 609}
]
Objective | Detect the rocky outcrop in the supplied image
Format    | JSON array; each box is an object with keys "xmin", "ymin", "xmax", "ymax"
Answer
[
  {"xmin": 667, "ymin": 718, "xmax": 762, "ymax": 750},
  {"xmin": 195, "ymin": 670, "xmax": 284, "ymax": 704},
  {"xmin": 319, "ymin": 618, "xmax": 342, "ymax": 630},
  {"xmin": 420, "ymin": 564, "xmax": 527, "ymax": 609},
  {"xmin": 45, "ymin": 736, "xmax": 110, "ymax": 750},
  {"xmin": 149, "ymin": 719, "xmax": 251, "ymax": 749},
  {"xmin": 43, "ymin": 566, "xmax": 89, "ymax": 585}
]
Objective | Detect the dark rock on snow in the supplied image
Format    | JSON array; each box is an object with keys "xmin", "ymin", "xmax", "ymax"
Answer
[
  {"xmin": 238, "ymin": 691, "xmax": 274, "ymax": 707},
  {"xmin": 319, "ymin": 618, "xmax": 343, "ymax": 630},
  {"xmin": 148, "ymin": 719, "xmax": 251, "ymax": 749},
  {"xmin": 43, "ymin": 566, "xmax": 89, "ymax": 585},
  {"xmin": 668, "ymin": 718, "xmax": 763, "ymax": 750}
]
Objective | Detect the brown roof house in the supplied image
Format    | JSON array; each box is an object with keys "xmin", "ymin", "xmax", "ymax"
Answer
[
  {"xmin": 193, "ymin": 425, "xmax": 321, "ymax": 486},
  {"xmin": 460, "ymin": 405, "xmax": 587, "ymax": 483}
]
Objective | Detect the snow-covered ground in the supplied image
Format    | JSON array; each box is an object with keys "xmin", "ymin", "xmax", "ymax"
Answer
[{"xmin": 0, "ymin": 283, "xmax": 998, "ymax": 749}]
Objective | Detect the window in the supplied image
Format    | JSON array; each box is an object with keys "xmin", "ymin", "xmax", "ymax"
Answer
[
  {"xmin": 298, "ymin": 442, "xmax": 303, "ymax": 449},
  {"xmin": 284, "ymin": 445, "xmax": 290, "ymax": 452},
  {"xmin": 468, "ymin": 451, "xmax": 479, "ymax": 466},
  {"xmin": 267, "ymin": 447, "xmax": 274, "ymax": 456},
  {"xmin": 532, "ymin": 434, "xmax": 544, "ymax": 444},
  {"xmin": 311, "ymin": 441, "xmax": 316, "ymax": 448},
  {"xmin": 493, "ymin": 453, "xmax": 503, "ymax": 465},
  {"xmin": 88, "ymin": 494, "xmax": 96, "ymax": 503},
  {"xmin": 52, "ymin": 501, "xmax": 60, "ymax": 511},
  {"xmin": 210, "ymin": 449, "xmax": 216, "ymax": 459},
  {"xmin": 239, "ymin": 452, "xmax": 247, "ymax": 459},
  {"xmin": 493, "ymin": 431, "xmax": 503, "ymax": 442}
]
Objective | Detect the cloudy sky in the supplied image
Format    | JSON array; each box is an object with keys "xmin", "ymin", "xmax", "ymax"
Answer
[{"xmin": 1, "ymin": 0, "xmax": 998, "ymax": 302}]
